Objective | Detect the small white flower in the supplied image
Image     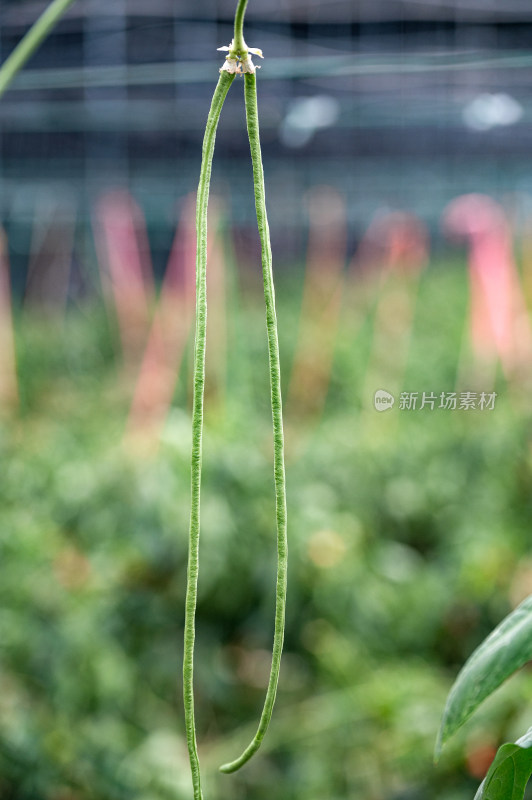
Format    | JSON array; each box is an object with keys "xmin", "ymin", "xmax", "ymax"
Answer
[{"xmin": 218, "ymin": 40, "xmax": 239, "ymax": 74}]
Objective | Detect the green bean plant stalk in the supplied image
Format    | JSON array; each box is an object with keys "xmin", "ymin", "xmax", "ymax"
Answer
[{"xmin": 184, "ymin": 0, "xmax": 288, "ymax": 796}]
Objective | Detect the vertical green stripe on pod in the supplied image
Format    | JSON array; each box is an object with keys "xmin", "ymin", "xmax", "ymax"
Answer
[
  {"xmin": 219, "ymin": 71, "xmax": 288, "ymax": 776},
  {"xmin": 184, "ymin": 70, "xmax": 235, "ymax": 800}
]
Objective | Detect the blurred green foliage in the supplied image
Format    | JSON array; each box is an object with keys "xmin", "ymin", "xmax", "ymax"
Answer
[{"xmin": 1, "ymin": 264, "xmax": 532, "ymax": 800}]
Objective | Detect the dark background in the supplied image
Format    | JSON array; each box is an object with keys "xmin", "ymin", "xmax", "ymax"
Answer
[{"xmin": 2, "ymin": 0, "xmax": 532, "ymax": 282}]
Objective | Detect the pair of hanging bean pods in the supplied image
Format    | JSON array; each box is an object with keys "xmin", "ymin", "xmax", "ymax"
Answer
[{"xmin": 183, "ymin": 4, "xmax": 288, "ymax": 798}]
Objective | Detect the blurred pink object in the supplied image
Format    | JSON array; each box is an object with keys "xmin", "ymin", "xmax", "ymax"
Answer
[
  {"xmin": 0, "ymin": 229, "xmax": 18, "ymax": 412},
  {"xmin": 25, "ymin": 197, "xmax": 75, "ymax": 313},
  {"xmin": 125, "ymin": 193, "xmax": 211, "ymax": 445},
  {"xmin": 287, "ymin": 185, "xmax": 346, "ymax": 419},
  {"xmin": 358, "ymin": 211, "xmax": 428, "ymax": 408},
  {"xmin": 94, "ymin": 190, "xmax": 154, "ymax": 370},
  {"xmin": 443, "ymin": 194, "xmax": 532, "ymax": 379},
  {"xmin": 353, "ymin": 210, "xmax": 428, "ymax": 277}
]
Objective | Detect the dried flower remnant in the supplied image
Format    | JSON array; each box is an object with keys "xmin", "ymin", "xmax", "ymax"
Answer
[
  {"xmin": 240, "ymin": 49, "xmax": 263, "ymax": 73},
  {"xmin": 217, "ymin": 41, "xmax": 264, "ymax": 74}
]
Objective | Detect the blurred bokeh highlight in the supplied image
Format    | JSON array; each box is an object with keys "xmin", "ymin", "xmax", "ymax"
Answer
[{"xmin": 2, "ymin": 1, "xmax": 532, "ymax": 799}]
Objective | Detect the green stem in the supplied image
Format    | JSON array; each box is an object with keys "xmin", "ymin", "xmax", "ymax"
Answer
[
  {"xmin": 219, "ymin": 72, "xmax": 288, "ymax": 775},
  {"xmin": 0, "ymin": 0, "xmax": 77, "ymax": 99},
  {"xmin": 233, "ymin": 0, "xmax": 249, "ymax": 54},
  {"xmin": 184, "ymin": 70, "xmax": 235, "ymax": 800}
]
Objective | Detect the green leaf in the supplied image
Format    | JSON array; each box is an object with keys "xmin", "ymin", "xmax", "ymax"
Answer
[
  {"xmin": 436, "ymin": 594, "xmax": 532, "ymax": 755},
  {"xmin": 474, "ymin": 733, "xmax": 532, "ymax": 800}
]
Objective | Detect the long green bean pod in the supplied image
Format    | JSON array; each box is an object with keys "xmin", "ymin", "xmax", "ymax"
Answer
[
  {"xmin": 219, "ymin": 71, "xmax": 288, "ymax": 775},
  {"xmin": 184, "ymin": 70, "xmax": 236, "ymax": 800}
]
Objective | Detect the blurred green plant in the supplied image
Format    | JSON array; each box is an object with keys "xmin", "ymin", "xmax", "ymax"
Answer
[
  {"xmin": 438, "ymin": 597, "xmax": 532, "ymax": 799},
  {"xmin": 2, "ymin": 263, "xmax": 532, "ymax": 800},
  {"xmin": 472, "ymin": 731, "xmax": 532, "ymax": 800}
]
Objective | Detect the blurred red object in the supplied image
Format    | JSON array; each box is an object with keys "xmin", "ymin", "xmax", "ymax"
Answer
[
  {"xmin": 94, "ymin": 190, "xmax": 154, "ymax": 372},
  {"xmin": 443, "ymin": 194, "xmax": 532, "ymax": 381}
]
